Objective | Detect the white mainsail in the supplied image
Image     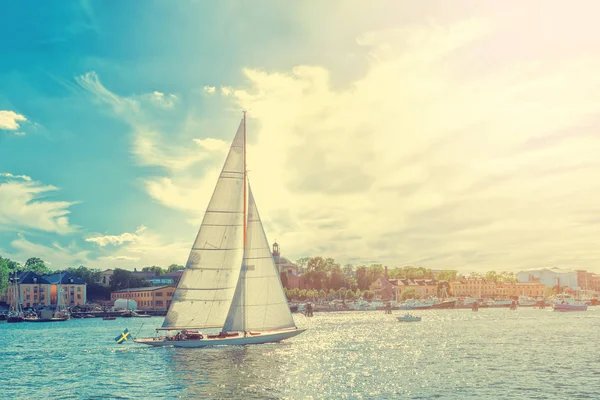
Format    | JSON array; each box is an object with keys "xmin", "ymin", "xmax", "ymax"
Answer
[
  {"xmin": 162, "ymin": 120, "xmax": 246, "ymax": 330},
  {"xmin": 223, "ymin": 184, "xmax": 297, "ymax": 332}
]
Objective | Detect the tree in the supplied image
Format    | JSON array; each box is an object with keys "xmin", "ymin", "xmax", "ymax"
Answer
[
  {"xmin": 485, "ymin": 271, "xmax": 499, "ymax": 283},
  {"xmin": 110, "ymin": 269, "xmax": 150, "ymax": 291},
  {"xmin": 356, "ymin": 266, "xmax": 369, "ymax": 290},
  {"xmin": 65, "ymin": 265, "xmax": 102, "ymax": 284},
  {"xmin": 24, "ymin": 257, "xmax": 51, "ymax": 275},
  {"xmin": 343, "ymin": 264, "xmax": 354, "ymax": 276},
  {"xmin": 142, "ymin": 266, "xmax": 166, "ymax": 275},
  {"xmin": 367, "ymin": 264, "xmax": 384, "ymax": 283},
  {"xmin": 0, "ymin": 257, "xmax": 11, "ymax": 294},
  {"xmin": 401, "ymin": 288, "xmax": 416, "ymax": 300},
  {"xmin": 344, "ymin": 277, "xmax": 358, "ymax": 291},
  {"xmin": 435, "ymin": 270, "xmax": 458, "ymax": 281},
  {"xmin": 280, "ymin": 272, "xmax": 289, "ymax": 288},
  {"xmin": 167, "ymin": 264, "xmax": 184, "ymax": 273},
  {"xmin": 499, "ymin": 271, "xmax": 517, "ymax": 282},
  {"xmin": 328, "ymin": 265, "xmax": 344, "ymax": 290},
  {"xmin": 295, "ymin": 257, "xmax": 310, "ymax": 271}
]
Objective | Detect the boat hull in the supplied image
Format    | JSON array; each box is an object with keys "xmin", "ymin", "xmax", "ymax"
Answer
[
  {"xmin": 553, "ymin": 304, "xmax": 588, "ymax": 312},
  {"xmin": 397, "ymin": 317, "xmax": 421, "ymax": 322},
  {"xmin": 134, "ymin": 328, "xmax": 306, "ymax": 348},
  {"xmin": 431, "ymin": 300, "xmax": 456, "ymax": 309},
  {"xmin": 24, "ymin": 317, "xmax": 69, "ymax": 322}
]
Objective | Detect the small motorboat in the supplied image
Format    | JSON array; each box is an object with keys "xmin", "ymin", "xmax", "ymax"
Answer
[
  {"xmin": 397, "ymin": 313, "xmax": 421, "ymax": 322},
  {"xmin": 103, "ymin": 316, "xmax": 117, "ymax": 321}
]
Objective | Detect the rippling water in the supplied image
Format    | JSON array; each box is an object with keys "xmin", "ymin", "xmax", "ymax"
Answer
[{"xmin": 1, "ymin": 308, "xmax": 599, "ymax": 399}]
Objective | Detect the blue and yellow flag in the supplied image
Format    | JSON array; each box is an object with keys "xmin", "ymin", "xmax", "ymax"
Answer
[{"xmin": 114, "ymin": 328, "xmax": 131, "ymax": 344}]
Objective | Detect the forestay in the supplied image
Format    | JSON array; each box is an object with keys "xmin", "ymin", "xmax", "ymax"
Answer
[
  {"xmin": 162, "ymin": 120, "xmax": 245, "ymax": 330},
  {"xmin": 223, "ymin": 184, "xmax": 297, "ymax": 332}
]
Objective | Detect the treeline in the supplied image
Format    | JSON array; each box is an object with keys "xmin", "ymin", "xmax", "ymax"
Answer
[
  {"xmin": 284, "ymin": 288, "xmax": 375, "ymax": 301},
  {"xmin": 290, "ymin": 257, "xmax": 518, "ymax": 293}
]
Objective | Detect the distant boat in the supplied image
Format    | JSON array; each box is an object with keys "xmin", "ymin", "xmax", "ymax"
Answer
[
  {"xmin": 397, "ymin": 313, "xmax": 421, "ymax": 322},
  {"xmin": 517, "ymin": 296, "xmax": 538, "ymax": 307},
  {"xmin": 135, "ymin": 113, "xmax": 306, "ymax": 348},
  {"xmin": 553, "ymin": 294, "xmax": 587, "ymax": 312},
  {"xmin": 103, "ymin": 316, "xmax": 117, "ymax": 321}
]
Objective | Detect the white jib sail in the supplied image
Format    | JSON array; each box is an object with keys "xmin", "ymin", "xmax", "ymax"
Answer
[
  {"xmin": 223, "ymin": 183, "xmax": 297, "ymax": 332},
  {"xmin": 162, "ymin": 120, "xmax": 246, "ymax": 330}
]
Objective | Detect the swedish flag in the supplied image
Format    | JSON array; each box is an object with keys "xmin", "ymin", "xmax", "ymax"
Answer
[{"xmin": 114, "ymin": 328, "xmax": 131, "ymax": 344}]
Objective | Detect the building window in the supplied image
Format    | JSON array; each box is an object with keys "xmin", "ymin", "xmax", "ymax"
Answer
[
  {"xmin": 26, "ymin": 294, "xmax": 30, "ymax": 300},
  {"xmin": 155, "ymin": 300, "xmax": 163, "ymax": 306},
  {"xmin": 156, "ymin": 292, "xmax": 163, "ymax": 297},
  {"xmin": 77, "ymin": 294, "xmax": 81, "ymax": 300},
  {"xmin": 26, "ymin": 287, "xmax": 30, "ymax": 292},
  {"xmin": 77, "ymin": 287, "xmax": 81, "ymax": 292}
]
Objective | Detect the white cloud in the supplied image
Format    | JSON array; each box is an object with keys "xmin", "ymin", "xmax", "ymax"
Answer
[
  {"xmin": 0, "ymin": 173, "xmax": 32, "ymax": 181},
  {"xmin": 6, "ymin": 235, "xmax": 90, "ymax": 268},
  {"xmin": 98, "ymin": 255, "xmax": 140, "ymax": 262},
  {"xmin": 0, "ymin": 175, "xmax": 77, "ymax": 234},
  {"xmin": 85, "ymin": 225, "xmax": 147, "ymax": 247},
  {"xmin": 76, "ymin": 12, "xmax": 600, "ymax": 273},
  {"xmin": 211, "ymin": 17, "xmax": 600, "ymax": 272},
  {"xmin": 203, "ymin": 86, "xmax": 216, "ymax": 94},
  {"xmin": 91, "ymin": 226, "xmax": 190, "ymax": 268},
  {"xmin": 146, "ymin": 91, "xmax": 177, "ymax": 108},
  {"xmin": 0, "ymin": 110, "xmax": 27, "ymax": 130},
  {"xmin": 76, "ymin": 71, "xmax": 213, "ymax": 171}
]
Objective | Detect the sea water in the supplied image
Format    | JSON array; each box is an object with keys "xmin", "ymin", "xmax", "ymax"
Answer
[{"xmin": 1, "ymin": 308, "xmax": 599, "ymax": 399}]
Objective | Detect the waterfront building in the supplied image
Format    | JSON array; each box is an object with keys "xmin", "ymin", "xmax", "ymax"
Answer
[
  {"xmin": 100, "ymin": 269, "xmax": 114, "ymax": 287},
  {"xmin": 44, "ymin": 272, "xmax": 87, "ymax": 307},
  {"xmin": 575, "ymin": 270, "xmax": 600, "ymax": 293},
  {"xmin": 110, "ymin": 285, "xmax": 175, "ymax": 311},
  {"xmin": 370, "ymin": 276, "xmax": 395, "ymax": 300},
  {"xmin": 390, "ymin": 278, "xmax": 438, "ymax": 299},
  {"xmin": 515, "ymin": 267, "xmax": 579, "ymax": 290},
  {"xmin": 3, "ymin": 271, "xmax": 52, "ymax": 309},
  {"xmin": 495, "ymin": 282, "xmax": 545, "ymax": 298},
  {"xmin": 449, "ymin": 279, "xmax": 495, "ymax": 298}
]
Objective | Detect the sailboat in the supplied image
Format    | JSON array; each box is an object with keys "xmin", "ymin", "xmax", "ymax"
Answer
[
  {"xmin": 135, "ymin": 113, "xmax": 306, "ymax": 347},
  {"xmin": 7, "ymin": 273, "xmax": 24, "ymax": 323}
]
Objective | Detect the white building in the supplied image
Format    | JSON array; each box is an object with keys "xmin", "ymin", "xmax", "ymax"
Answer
[{"xmin": 516, "ymin": 267, "xmax": 579, "ymax": 290}]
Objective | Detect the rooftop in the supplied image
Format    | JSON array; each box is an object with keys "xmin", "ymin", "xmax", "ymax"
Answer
[
  {"xmin": 43, "ymin": 272, "xmax": 86, "ymax": 285},
  {"xmin": 10, "ymin": 271, "xmax": 51, "ymax": 285}
]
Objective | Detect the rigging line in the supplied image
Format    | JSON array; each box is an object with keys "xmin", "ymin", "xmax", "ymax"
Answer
[{"xmin": 135, "ymin": 323, "xmax": 145, "ymax": 339}]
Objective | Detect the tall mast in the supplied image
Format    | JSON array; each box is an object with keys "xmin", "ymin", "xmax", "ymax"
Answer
[{"xmin": 243, "ymin": 111, "xmax": 247, "ymax": 245}]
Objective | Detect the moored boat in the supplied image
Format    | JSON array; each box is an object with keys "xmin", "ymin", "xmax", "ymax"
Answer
[
  {"xmin": 552, "ymin": 294, "xmax": 587, "ymax": 312},
  {"xmin": 431, "ymin": 300, "xmax": 456, "ymax": 309}
]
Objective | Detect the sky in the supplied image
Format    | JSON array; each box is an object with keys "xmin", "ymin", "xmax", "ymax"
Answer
[{"xmin": 1, "ymin": 1, "xmax": 600, "ymax": 273}]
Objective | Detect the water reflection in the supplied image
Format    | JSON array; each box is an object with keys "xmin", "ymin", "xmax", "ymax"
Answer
[{"xmin": 164, "ymin": 345, "xmax": 282, "ymax": 399}]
